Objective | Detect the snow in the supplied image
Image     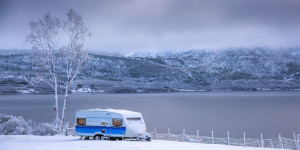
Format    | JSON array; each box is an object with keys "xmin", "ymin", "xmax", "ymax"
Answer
[
  {"xmin": 0, "ymin": 135, "xmax": 277, "ymax": 150},
  {"xmin": 1, "ymin": 48, "xmax": 300, "ymax": 94},
  {"xmin": 18, "ymin": 88, "xmax": 37, "ymax": 94},
  {"xmin": 126, "ymin": 118, "xmax": 142, "ymax": 125},
  {"xmin": 85, "ymin": 108, "xmax": 142, "ymax": 118},
  {"xmin": 71, "ymin": 88, "xmax": 104, "ymax": 93}
]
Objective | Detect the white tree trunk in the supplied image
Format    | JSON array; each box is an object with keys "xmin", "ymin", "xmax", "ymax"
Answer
[
  {"xmin": 61, "ymin": 78, "xmax": 70, "ymax": 133},
  {"xmin": 54, "ymin": 80, "xmax": 59, "ymax": 133},
  {"xmin": 60, "ymin": 9, "xmax": 91, "ymax": 133}
]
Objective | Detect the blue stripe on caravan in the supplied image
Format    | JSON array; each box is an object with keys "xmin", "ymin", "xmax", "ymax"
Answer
[
  {"xmin": 76, "ymin": 126, "xmax": 126, "ymax": 136},
  {"xmin": 110, "ymin": 126, "xmax": 126, "ymax": 135}
]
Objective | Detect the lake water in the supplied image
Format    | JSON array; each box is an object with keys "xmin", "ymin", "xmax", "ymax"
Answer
[{"xmin": 0, "ymin": 91, "xmax": 300, "ymax": 138}]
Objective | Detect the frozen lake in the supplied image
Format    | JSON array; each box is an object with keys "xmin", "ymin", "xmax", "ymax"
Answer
[{"xmin": 0, "ymin": 91, "xmax": 299, "ymax": 138}]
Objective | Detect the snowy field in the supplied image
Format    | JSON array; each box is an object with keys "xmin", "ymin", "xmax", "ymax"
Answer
[{"xmin": 0, "ymin": 135, "xmax": 278, "ymax": 150}]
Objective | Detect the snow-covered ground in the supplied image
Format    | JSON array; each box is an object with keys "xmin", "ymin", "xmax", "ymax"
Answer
[{"xmin": 0, "ymin": 135, "xmax": 277, "ymax": 150}]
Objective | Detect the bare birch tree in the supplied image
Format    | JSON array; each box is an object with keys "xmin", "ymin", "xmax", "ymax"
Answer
[
  {"xmin": 60, "ymin": 9, "xmax": 91, "ymax": 132},
  {"xmin": 26, "ymin": 12, "xmax": 61, "ymax": 132}
]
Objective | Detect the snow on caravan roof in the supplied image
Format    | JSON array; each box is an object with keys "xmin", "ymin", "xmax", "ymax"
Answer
[{"xmin": 77, "ymin": 108, "xmax": 142, "ymax": 118}]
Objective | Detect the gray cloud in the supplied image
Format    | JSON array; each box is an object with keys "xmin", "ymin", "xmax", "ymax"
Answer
[{"xmin": 0, "ymin": 0, "xmax": 299, "ymax": 54}]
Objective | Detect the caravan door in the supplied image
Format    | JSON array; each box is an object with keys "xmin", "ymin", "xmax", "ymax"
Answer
[{"xmin": 105, "ymin": 112, "xmax": 112, "ymax": 137}]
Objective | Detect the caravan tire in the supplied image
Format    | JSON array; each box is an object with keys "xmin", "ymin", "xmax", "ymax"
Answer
[
  {"xmin": 109, "ymin": 137, "xmax": 122, "ymax": 141},
  {"xmin": 94, "ymin": 135, "xmax": 102, "ymax": 140},
  {"xmin": 101, "ymin": 136, "xmax": 105, "ymax": 140}
]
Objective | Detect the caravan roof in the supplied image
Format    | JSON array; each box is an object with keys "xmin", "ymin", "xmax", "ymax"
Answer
[{"xmin": 77, "ymin": 108, "xmax": 142, "ymax": 118}]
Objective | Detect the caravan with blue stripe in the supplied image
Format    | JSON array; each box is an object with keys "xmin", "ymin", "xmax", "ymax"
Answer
[{"xmin": 75, "ymin": 109, "xmax": 151, "ymax": 141}]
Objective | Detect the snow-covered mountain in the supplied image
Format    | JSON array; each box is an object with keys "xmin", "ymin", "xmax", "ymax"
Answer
[{"xmin": 0, "ymin": 48, "xmax": 300, "ymax": 94}]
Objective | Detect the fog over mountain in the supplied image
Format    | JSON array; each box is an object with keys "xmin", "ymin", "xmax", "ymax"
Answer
[
  {"xmin": 1, "ymin": 1, "xmax": 300, "ymax": 93},
  {"xmin": 1, "ymin": 48, "xmax": 300, "ymax": 94},
  {"xmin": 0, "ymin": 0, "xmax": 299, "ymax": 54}
]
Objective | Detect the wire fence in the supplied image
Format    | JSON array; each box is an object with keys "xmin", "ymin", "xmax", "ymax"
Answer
[
  {"xmin": 150, "ymin": 128, "xmax": 300, "ymax": 150},
  {"xmin": 67, "ymin": 127, "xmax": 299, "ymax": 150}
]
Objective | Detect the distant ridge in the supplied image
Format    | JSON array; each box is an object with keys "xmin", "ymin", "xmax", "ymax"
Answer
[{"xmin": 0, "ymin": 48, "xmax": 299, "ymax": 94}]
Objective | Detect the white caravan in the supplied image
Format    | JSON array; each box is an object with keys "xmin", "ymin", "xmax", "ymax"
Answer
[{"xmin": 75, "ymin": 109, "xmax": 151, "ymax": 141}]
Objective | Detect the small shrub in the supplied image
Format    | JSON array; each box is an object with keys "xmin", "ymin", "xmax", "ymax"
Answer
[
  {"xmin": 0, "ymin": 114, "xmax": 57, "ymax": 136},
  {"xmin": 0, "ymin": 114, "xmax": 32, "ymax": 135},
  {"xmin": 30, "ymin": 122, "xmax": 57, "ymax": 136}
]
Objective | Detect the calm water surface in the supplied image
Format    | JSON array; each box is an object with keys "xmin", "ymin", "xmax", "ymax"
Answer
[{"xmin": 0, "ymin": 91, "xmax": 300, "ymax": 138}]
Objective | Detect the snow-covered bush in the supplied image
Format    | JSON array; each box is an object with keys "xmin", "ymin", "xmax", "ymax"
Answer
[
  {"xmin": 0, "ymin": 114, "xmax": 56, "ymax": 135},
  {"xmin": 0, "ymin": 114, "xmax": 32, "ymax": 135},
  {"xmin": 29, "ymin": 121, "xmax": 57, "ymax": 136}
]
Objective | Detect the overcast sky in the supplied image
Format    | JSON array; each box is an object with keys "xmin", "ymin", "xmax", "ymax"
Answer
[{"xmin": 0, "ymin": 0, "xmax": 299, "ymax": 54}]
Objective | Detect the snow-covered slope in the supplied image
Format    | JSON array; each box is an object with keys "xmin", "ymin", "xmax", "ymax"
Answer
[
  {"xmin": 0, "ymin": 135, "xmax": 277, "ymax": 150},
  {"xmin": 0, "ymin": 48, "xmax": 300, "ymax": 94}
]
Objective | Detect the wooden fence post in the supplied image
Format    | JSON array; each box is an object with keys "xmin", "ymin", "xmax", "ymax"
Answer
[
  {"xmin": 261, "ymin": 133, "xmax": 264, "ymax": 148},
  {"xmin": 168, "ymin": 128, "xmax": 170, "ymax": 141},
  {"xmin": 197, "ymin": 130, "xmax": 199, "ymax": 142},
  {"xmin": 271, "ymin": 141, "xmax": 274, "ymax": 148},
  {"xmin": 227, "ymin": 131, "xmax": 230, "ymax": 145},
  {"xmin": 294, "ymin": 132, "xmax": 297, "ymax": 149},
  {"xmin": 182, "ymin": 129, "xmax": 185, "ymax": 141},
  {"xmin": 297, "ymin": 134, "xmax": 300, "ymax": 150},
  {"xmin": 243, "ymin": 132, "xmax": 246, "ymax": 146},
  {"xmin": 279, "ymin": 134, "xmax": 283, "ymax": 149},
  {"xmin": 154, "ymin": 127, "xmax": 156, "ymax": 140},
  {"xmin": 211, "ymin": 130, "xmax": 214, "ymax": 144}
]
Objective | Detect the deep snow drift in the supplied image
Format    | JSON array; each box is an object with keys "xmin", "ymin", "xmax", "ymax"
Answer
[{"xmin": 0, "ymin": 135, "xmax": 277, "ymax": 150}]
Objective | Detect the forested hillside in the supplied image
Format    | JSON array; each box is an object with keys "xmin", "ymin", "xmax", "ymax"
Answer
[{"xmin": 1, "ymin": 48, "xmax": 299, "ymax": 94}]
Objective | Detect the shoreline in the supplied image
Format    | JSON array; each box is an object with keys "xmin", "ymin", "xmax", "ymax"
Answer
[{"xmin": 1, "ymin": 88, "xmax": 299, "ymax": 95}]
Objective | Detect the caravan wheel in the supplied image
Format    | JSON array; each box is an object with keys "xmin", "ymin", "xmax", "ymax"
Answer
[
  {"xmin": 101, "ymin": 136, "xmax": 105, "ymax": 140},
  {"xmin": 84, "ymin": 136, "xmax": 89, "ymax": 140},
  {"xmin": 94, "ymin": 135, "xmax": 102, "ymax": 140}
]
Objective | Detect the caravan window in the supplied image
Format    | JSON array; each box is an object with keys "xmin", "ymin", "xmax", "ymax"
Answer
[
  {"xmin": 113, "ymin": 118, "xmax": 122, "ymax": 126},
  {"xmin": 127, "ymin": 118, "xmax": 142, "ymax": 125},
  {"xmin": 77, "ymin": 118, "xmax": 86, "ymax": 125}
]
